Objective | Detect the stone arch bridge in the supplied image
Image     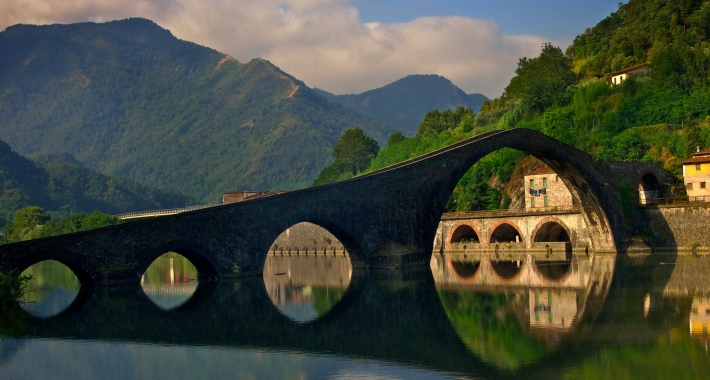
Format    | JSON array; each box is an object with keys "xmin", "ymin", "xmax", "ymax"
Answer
[{"xmin": 0, "ymin": 129, "xmax": 671, "ymax": 285}]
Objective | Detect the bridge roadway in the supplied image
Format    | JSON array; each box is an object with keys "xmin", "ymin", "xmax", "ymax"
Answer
[
  {"xmin": 0, "ymin": 129, "xmax": 672, "ymax": 285},
  {"xmin": 15, "ymin": 255, "xmax": 617, "ymax": 378}
]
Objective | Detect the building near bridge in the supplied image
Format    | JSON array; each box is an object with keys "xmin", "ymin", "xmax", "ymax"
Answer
[
  {"xmin": 524, "ymin": 167, "xmax": 574, "ymax": 210},
  {"xmin": 682, "ymin": 147, "xmax": 710, "ymax": 201},
  {"xmin": 222, "ymin": 190, "xmax": 282, "ymax": 204}
]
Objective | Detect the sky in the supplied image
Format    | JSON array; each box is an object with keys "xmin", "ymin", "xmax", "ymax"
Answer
[{"xmin": 0, "ymin": 0, "xmax": 622, "ymax": 98}]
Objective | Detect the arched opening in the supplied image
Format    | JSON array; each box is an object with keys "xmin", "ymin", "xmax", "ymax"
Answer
[
  {"xmin": 638, "ymin": 173, "xmax": 660, "ymax": 205},
  {"xmin": 141, "ymin": 252, "xmax": 199, "ymax": 310},
  {"xmin": 490, "ymin": 223, "xmax": 522, "ymax": 244},
  {"xmin": 450, "ymin": 260, "xmax": 480, "ymax": 279},
  {"xmin": 533, "ymin": 221, "xmax": 572, "ymax": 279},
  {"xmin": 264, "ymin": 222, "xmax": 353, "ymax": 323},
  {"xmin": 534, "ymin": 222, "xmax": 570, "ymax": 243},
  {"xmin": 450, "ymin": 225, "xmax": 480, "ymax": 244},
  {"xmin": 19, "ymin": 260, "xmax": 80, "ymax": 318}
]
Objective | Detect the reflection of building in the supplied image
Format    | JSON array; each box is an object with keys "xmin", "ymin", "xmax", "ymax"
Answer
[
  {"xmin": 524, "ymin": 167, "xmax": 574, "ymax": 210},
  {"xmin": 528, "ymin": 289, "xmax": 578, "ymax": 331},
  {"xmin": 690, "ymin": 296, "xmax": 710, "ymax": 345},
  {"xmin": 682, "ymin": 147, "xmax": 710, "ymax": 201}
]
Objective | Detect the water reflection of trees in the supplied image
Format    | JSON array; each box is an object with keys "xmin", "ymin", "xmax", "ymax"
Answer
[{"xmin": 20, "ymin": 260, "xmax": 80, "ymax": 318}]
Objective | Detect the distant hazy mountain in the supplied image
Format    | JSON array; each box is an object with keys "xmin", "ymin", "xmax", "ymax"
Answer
[
  {"xmin": 0, "ymin": 140, "xmax": 193, "ymax": 224},
  {"xmin": 315, "ymin": 75, "xmax": 488, "ymax": 135},
  {"xmin": 0, "ymin": 18, "xmax": 396, "ymax": 202}
]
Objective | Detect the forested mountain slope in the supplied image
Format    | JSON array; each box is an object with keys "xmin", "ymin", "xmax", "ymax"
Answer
[
  {"xmin": 315, "ymin": 75, "xmax": 487, "ymax": 135},
  {"xmin": 0, "ymin": 140, "xmax": 192, "ymax": 224},
  {"xmin": 0, "ymin": 18, "xmax": 396, "ymax": 202},
  {"xmin": 316, "ymin": 0, "xmax": 710, "ymax": 212}
]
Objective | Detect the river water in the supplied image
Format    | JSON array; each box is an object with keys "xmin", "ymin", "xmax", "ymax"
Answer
[{"xmin": 1, "ymin": 252, "xmax": 709, "ymax": 379}]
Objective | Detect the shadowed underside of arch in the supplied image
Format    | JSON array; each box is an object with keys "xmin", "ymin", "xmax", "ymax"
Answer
[{"xmin": 0, "ymin": 129, "xmax": 668, "ymax": 285}]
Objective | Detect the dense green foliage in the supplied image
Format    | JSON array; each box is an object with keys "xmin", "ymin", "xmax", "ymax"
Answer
[
  {"xmin": 2, "ymin": 207, "xmax": 122, "ymax": 243},
  {"xmin": 0, "ymin": 139, "xmax": 192, "ymax": 225},
  {"xmin": 0, "ymin": 18, "xmax": 396, "ymax": 202},
  {"xmin": 312, "ymin": 127, "xmax": 380, "ymax": 186},
  {"xmin": 325, "ymin": 0, "xmax": 710, "ymax": 211},
  {"xmin": 0, "ymin": 271, "xmax": 32, "ymax": 308},
  {"xmin": 315, "ymin": 74, "xmax": 487, "ymax": 135}
]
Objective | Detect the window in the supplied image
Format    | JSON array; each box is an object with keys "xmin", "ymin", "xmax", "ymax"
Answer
[
  {"xmin": 529, "ymin": 179, "xmax": 534, "ymax": 188},
  {"xmin": 543, "ymin": 178, "xmax": 548, "ymax": 187},
  {"xmin": 544, "ymin": 196, "xmax": 549, "ymax": 207},
  {"xmin": 702, "ymin": 182, "xmax": 707, "ymax": 189},
  {"xmin": 531, "ymin": 198, "xmax": 535, "ymax": 208},
  {"xmin": 697, "ymin": 164, "xmax": 702, "ymax": 171},
  {"xmin": 687, "ymin": 183, "xmax": 694, "ymax": 190}
]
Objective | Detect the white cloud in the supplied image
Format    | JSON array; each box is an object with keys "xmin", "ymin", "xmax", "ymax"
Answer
[{"xmin": 0, "ymin": 0, "xmax": 548, "ymax": 97}]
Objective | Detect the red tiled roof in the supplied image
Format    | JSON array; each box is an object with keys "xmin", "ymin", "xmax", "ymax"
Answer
[
  {"xmin": 682, "ymin": 155, "xmax": 710, "ymax": 165},
  {"xmin": 693, "ymin": 147, "xmax": 710, "ymax": 156}
]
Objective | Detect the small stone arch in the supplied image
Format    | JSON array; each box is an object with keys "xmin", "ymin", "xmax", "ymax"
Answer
[
  {"xmin": 14, "ymin": 251, "xmax": 94, "ymax": 286},
  {"xmin": 532, "ymin": 218, "xmax": 573, "ymax": 243},
  {"xmin": 137, "ymin": 240, "xmax": 220, "ymax": 280},
  {"xmin": 281, "ymin": 220, "xmax": 364, "ymax": 268},
  {"xmin": 487, "ymin": 220, "xmax": 525, "ymax": 248},
  {"xmin": 447, "ymin": 222, "xmax": 481, "ymax": 249},
  {"xmin": 638, "ymin": 172, "xmax": 660, "ymax": 205}
]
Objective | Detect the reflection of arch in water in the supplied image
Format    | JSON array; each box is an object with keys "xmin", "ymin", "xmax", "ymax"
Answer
[
  {"xmin": 638, "ymin": 172, "xmax": 660, "ymax": 205},
  {"xmin": 448, "ymin": 223, "xmax": 481, "ymax": 247},
  {"xmin": 436, "ymin": 254, "xmax": 616, "ymax": 371},
  {"xmin": 490, "ymin": 259, "xmax": 524, "ymax": 281},
  {"xmin": 448, "ymin": 255, "xmax": 481, "ymax": 280},
  {"xmin": 19, "ymin": 260, "xmax": 91, "ymax": 319},
  {"xmin": 488, "ymin": 221, "xmax": 524, "ymax": 247},
  {"xmin": 140, "ymin": 251, "xmax": 203, "ymax": 311},
  {"xmin": 263, "ymin": 224, "xmax": 354, "ymax": 324}
]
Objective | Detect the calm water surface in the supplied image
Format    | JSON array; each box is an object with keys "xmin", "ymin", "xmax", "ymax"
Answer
[{"xmin": 2, "ymin": 252, "xmax": 710, "ymax": 379}]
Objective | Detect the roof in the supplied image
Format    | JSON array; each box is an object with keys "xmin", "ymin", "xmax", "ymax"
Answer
[
  {"xmin": 525, "ymin": 167, "xmax": 555, "ymax": 176},
  {"xmin": 693, "ymin": 147, "xmax": 710, "ymax": 156},
  {"xmin": 682, "ymin": 156, "xmax": 710, "ymax": 165},
  {"xmin": 606, "ymin": 62, "xmax": 649, "ymax": 78}
]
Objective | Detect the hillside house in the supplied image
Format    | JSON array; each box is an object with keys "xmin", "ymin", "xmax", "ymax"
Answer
[
  {"xmin": 606, "ymin": 62, "xmax": 649, "ymax": 86},
  {"xmin": 682, "ymin": 147, "xmax": 710, "ymax": 201}
]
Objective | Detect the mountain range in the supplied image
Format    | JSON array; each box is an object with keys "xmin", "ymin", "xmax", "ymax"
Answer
[
  {"xmin": 314, "ymin": 75, "xmax": 487, "ymax": 135},
  {"xmin": 0, "ymin": 139, "xmax": 192, "ymax": 224},
  {"xmin": 0, "ymin": 18, "xmax": 489, "ymax": 205}
]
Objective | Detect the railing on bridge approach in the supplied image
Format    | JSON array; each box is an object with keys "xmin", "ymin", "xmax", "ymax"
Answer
[
  {"xmin": 114, "ymin": 204, "xmax": 221, "ymax": 220},
  {"xmin": 641, "ymin": 196, "xmax": 710, "ymax": 207},
  {"xmin": 441, "ymin": 205, "xmax": 581, "ymax": 220}
]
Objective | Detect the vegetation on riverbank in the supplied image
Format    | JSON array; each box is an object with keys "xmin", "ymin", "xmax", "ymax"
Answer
[{"xmin": 1, "ymin": 206, "xmax": 122, "ymax": 244}]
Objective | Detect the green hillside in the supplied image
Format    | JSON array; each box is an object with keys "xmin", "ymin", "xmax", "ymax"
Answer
[
  {"xmin": 0, "ymin": 139, "xmax": 192, "ymax": 225},
  {"xmin": 315, "ymin": 74, "xmax": 487, "ymax": 135},
  {"xmin": 316, "ymin": 0, "xmax": 710, "ymax": 212},
  {"xmin": 0, "ymin": 18, "xmax": 396, "ymax": 202}
]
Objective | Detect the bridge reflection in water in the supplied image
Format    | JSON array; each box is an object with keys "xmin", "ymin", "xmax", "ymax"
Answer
[{"xmin": 3, "ymin": 253, "xmax": 710, "ymax": 378}]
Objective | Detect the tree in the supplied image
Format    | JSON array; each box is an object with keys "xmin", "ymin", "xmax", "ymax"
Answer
[
  {"xmin": 3, "ymin": 207, "xmax": 51, "ymax": 243},
  {"xmin": 504, "ymin": 44, "xmax": 575, "ymax": 113},
  {"xmin": 313, "ymin": 127, "xmax": 380, "ymax": 186}
]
